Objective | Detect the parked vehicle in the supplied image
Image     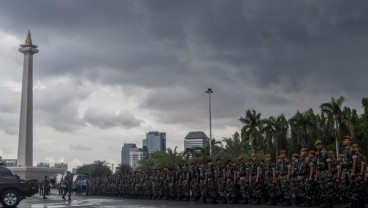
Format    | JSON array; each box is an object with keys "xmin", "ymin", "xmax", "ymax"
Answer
[{"xmin": 0, "ymin": 167, "xmax": 38, "ymax": 208}]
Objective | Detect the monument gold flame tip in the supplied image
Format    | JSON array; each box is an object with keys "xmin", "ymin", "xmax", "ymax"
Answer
[{"xmin": 25, "ymin": 30, "xmax": 32, "ymax": 45}]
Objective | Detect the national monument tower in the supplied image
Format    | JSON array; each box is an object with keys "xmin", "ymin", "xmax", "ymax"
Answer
[{"xmin": 17, "ymin": 31, "xmax": 38, "ymax": 167}]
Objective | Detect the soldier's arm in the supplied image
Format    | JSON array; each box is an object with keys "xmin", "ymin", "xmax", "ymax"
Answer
[
  {"xmin": 359, "ymin": 157, "xmax": 366, "ymax": 178},
  {"xmin": 327, "ymin": 156, "xmax": 332, "ymax": 177},
  {"xmin": 352, "ymin": 154, "xmax": 357, "ymax": 176},
  {"xmin": 309, "ymin": 164, "xmax": 314, "ymax": 181},
  {"xmin": 256, "ymin": 166, "xmax": 261, "ymax": 183},
  {"xmin": 287, "ymin": 165, "xmax": 291, "ymax": 181}
]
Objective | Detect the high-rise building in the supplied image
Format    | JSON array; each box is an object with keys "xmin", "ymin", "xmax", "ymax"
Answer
[
  {"xmin": 121, "ymin": 143, "xmax": 137, "ymax": 165},
  {"xmin": 53, "ymin": 162, "xmax": 68, "ymax": 172},
  {"xmin": 36, "ymin": 162, "xmax": 50, "ymax": 168},
  {"xmin": 3, "ymin": 159, "xmax": 17, "ymax": 167},
  {"xmin": 142, "ymin": 131, "xmax": 166, "ymax": 154},
  {"xmin": 184, "ymin": 131, "xmax": 209, "ymax": 150},
  {"xmin": 129, "ymin": 148, "xmax": 144, "ymax": 170}
]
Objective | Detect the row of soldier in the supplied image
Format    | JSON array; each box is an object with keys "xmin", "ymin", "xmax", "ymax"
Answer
[{"xmin": 86, "ymin": 136, "xmax": 367, "ymax": 208}]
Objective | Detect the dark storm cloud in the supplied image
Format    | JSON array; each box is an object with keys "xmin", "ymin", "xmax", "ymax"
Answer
[
  {"xmin": 84, "ymin": 108, "xmax": 143, "ymax": 129},
  {"xmin": 1, "ymin": 0, "xmax": 368, "ymax": 129}
]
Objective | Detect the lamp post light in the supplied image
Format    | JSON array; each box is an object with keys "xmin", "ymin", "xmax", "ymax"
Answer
[{"xmin": 205, "ymin": 88, "xmax": 213, "ymax": 156}]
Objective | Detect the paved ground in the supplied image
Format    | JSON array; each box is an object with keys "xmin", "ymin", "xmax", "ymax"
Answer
[{"xmin": 15, "ymin": 190, "xmax": 352, "ymax": 208}]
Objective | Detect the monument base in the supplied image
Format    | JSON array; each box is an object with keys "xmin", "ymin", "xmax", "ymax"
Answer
[{"xmin": 8, "ymin": 166, "xmax": 64, "ymax": 181}]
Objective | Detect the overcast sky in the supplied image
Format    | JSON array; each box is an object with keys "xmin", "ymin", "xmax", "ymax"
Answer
[{"xmin": 1, "ymin": 0, "xmax": 367, "ymax": 170}]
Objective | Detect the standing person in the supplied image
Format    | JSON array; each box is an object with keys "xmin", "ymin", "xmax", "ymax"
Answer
[
  {"xmin": 62, "ymin": 171, "xmax": 73, "ymax": 200},
  {"xmin": 290, "ymin": 153, "xmax": 300, "ymax": 205},
  {"xmin": 314, "ymin": 139, "xmax": 333, "ymax": 208},
  {"xmin": 339, "ymin": 136, "xmax": 358, "ymax": 207},
  {"xmin": 351, "ymin": 143, "xmax": 366, "ymax": 207},
  {"xmin": 248, "ymin": 153, "xmax": 262, "ymax": 204},
  {"xmin": 43, "ymin": 176, "xmax": 50, "ymax": 199},
  {"xmin": 263, "ymin": 154, "xmax": 277, "ymax": 205},
  {"xmin": 278, "ymin": 150, "xmax": 292, "ymax": 206}
]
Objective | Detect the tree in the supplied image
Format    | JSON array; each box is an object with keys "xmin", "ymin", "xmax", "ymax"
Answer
[
  {"xmin": 320, "ymin": 96, "xmax": 350, "ymax": 156},
  {"xmin": 76, "ymin": 164, "xmax": 92, "ymax": 176},
  {"xmin": 115, "ymin": 163, "xmax": 132, "ymax": 175},
  {"xmin": 355, "ymin": 98, "xmax": 368, "ymax": 155},
  {"xmin": 222, "ymin": 132, "xmax": 248, "ymax": 161},
  {"xmin": 240, "ymin": 109, "xmax": 265, "ymax": 151},
  {"xmin": 289, "ymin": 111, "xmax": 315, "ymax": 149},
  {"xmin": 264, "ymin": 114, "xmax": 288, "ymax": 157},
  {"xmin": 89, "ymin": 160, "xmax": 112, "ymax": 177}
]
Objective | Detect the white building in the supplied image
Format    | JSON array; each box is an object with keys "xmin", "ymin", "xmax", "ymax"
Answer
[
  {"xmin": 129, "ymin": 148, "xmax": 144, "ymax": 170},
  {"xmin": 184, "ymin": 131, "xmax": 209, "ymax": 150}
]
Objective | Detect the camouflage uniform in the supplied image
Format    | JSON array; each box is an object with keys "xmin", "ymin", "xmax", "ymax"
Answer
[
  {"xmin": 205, "ymin": 161, "xmax": 217, "ymax": 203},
  {"xmin": 198, "ymin": 163, "xmax": 207, "ymax": 202},
  {"xmin": 297, "ymin": 155, "xmax": 314, "ymax": 206},
  {"xmin": 225, "ymin": 161, "xmax": 237, "ymax": 203},
  {"xmin": 190, "ymin": 164, "xmax": 200, "ymax": 201},
  {"xmin": 182, "ymin": 165, "xmax": 190, "ymax": 200},
  {"xmin": 315, "ymin": 148, "xmax": 333, "ymax": 207},
  {"xmin": 215, "ymin": 160, "xmax": 226, "ymax": 203},
  {"xmin": 278, "ymin": 158, "xmax": 291, "ymax": 205},
  {"xmin": 263, "ymin": 159, "xmax": 276, "ymax": 205},
  {"xmin": 249, "ymin": 159, "xmax": 262, "ymax": 204},
  {"xmin": 238, "ymin": 161, "xmax": 250, "ymax": 204}
]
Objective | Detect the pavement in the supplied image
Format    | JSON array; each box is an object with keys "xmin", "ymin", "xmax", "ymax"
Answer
[{"xmin": 15, "ymin": 189, "xmax": 353, "ymax": 208}]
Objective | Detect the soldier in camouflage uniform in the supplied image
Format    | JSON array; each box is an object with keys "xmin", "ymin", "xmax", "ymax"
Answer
[
  {"xmin": 163, "ymin": 168, "xmax": 171, "ymax": 200},
  {"xmin": 225, "ymin": 160, "xmax": 238, "ymax": 204},
  {"xmin": 314, "ymin": 139, "xmax": 333, "ymax": 208},
  {"xmin": 297, "ymin": 149, "xmax": 315, "ymax": 207},
  {"xmin": 215, "ymin": 158, "xmax": 226, "ymax": 203},
  {"xmin": 278, "ymin": 150, "xmax": 292, "ymax": 206},
  {"xmin": 205, "ymin": 159, "xmax": 217, "ymax": 203},
  {"xmin": 189, "ymin": 163, "xmax": 200, "ymax": 201},
  {"xmin": 263, "ymin": 154, "xmax": 277, "ymax": 205},
  {"xmin": 352, "ymin": 143, "xmax": 366, "ymax": 207},
  {"xmin": 175, "ymin": 165, "xmax": 184, "ymax": 200},
  {"xmin": 339, "ymin": 136, "xmax": 358, "ymax": 207},
  {"xmin": 237, "ymin": 156, "xmax": 250, "ymax": 204},
  {"xmin": 198, "ymin": 161, "xmax": 207, "ymax": 202},
  {"xmin": 290, "ymin": 153, "xmax": 300, "ymax": 205},
  {"xmin": 182, "ymin": 164, "xmax": 190, "ymax": 201},
  {"xmin": 248, "ymin": 153, "xmax": 262, "ymax": 204}
]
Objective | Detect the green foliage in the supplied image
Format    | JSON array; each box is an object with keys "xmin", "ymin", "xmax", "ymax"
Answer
[
  {"xmin": 137, "ymin": 147, "xmax": 185, "ymax": 171},
  {"xmin": 115, "ymin": 163, "xmax": 132, "ymax": 175},
  {"xmin": 76, "ymin": 164, "xmax": 92, "ymax": 176},
  {"xmin": 137, "ymin": 96, "xmax": 367, "ymax": 169},
  {"xmin": 76, "ymin": 160, "xmax": 112, "ymax": 177}
]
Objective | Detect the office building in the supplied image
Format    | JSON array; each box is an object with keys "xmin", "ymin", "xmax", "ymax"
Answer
[
  {"xmin": 53, "ymin": 162, "xmax": 68, "ymax": 172},
  {"xmin": 121, "ymin": 143, "xmax": 137, "ymax": 165},
  {"xmin": 142, "ymin": 131, "xmax": 166, "ymax": 154},
  {"xmin": 129, "ymin": 148, "xmax": 144, "ymax": 170},
  {"xmin": 184, "ymin": 131, "xmax": 209, "ymax": 150},
  {"xmin": 3, "ymin": 159, "xmax": 17, "ymax": 167}
]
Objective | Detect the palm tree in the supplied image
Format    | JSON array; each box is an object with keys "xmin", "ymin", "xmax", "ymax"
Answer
[
  {"xmin": 240, "ymin": 109, "xmax": 265, "ymax": 152},
  {"xmin": 320, "ymin": 96, "xmax": 348, "ymax": 156},
  {"xmin": 289, "ymin": 110, "xmax": 315, "ymax": 149},
  {"xmin": 115, "ymin": 163, "xmax": 132, "ymax": 174},
  {"xmin": 264, "ymin": 114, "xmax": 288, "ymax": 157},
  {"xmin": 222, "ymin": 132, "xmax": 247, "ymax": 160},
  {"xmin": 90, "ymin": 160, "xmax": 112, "ymax": 177}
]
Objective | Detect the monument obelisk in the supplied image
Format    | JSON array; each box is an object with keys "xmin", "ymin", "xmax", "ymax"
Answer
[{"xmin": 17, "ymin": 31, "xmax": 38, "ymax": 167}]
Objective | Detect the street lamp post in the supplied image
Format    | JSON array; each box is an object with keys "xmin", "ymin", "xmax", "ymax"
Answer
[{"xmin": 205, "ymin": 88, "xmax": 213, "ymax": 156}]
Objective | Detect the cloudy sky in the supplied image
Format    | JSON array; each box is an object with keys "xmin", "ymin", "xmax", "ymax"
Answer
[{"xmin": 1, "ymin": 0, "xmax": 367, "ymax": 170}]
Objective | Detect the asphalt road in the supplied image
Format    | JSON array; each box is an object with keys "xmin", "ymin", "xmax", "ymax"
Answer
[{"xmin": 15, "ymin": 190, "xmax": 352, "ymax": 208}]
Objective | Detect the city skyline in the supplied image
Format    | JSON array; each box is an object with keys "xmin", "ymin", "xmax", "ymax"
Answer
[{"xmin": 1, "ymin": 1, "xmax": 368, "ymax": 171}]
